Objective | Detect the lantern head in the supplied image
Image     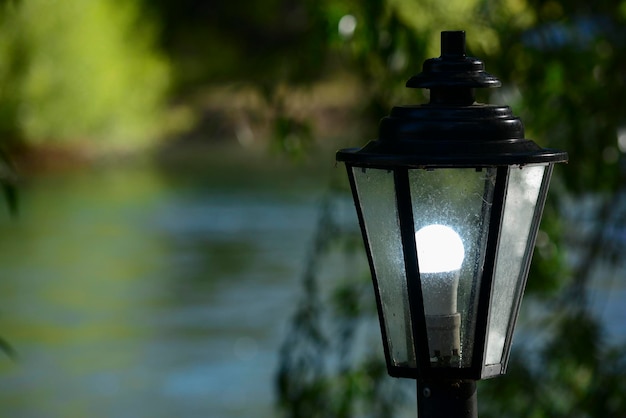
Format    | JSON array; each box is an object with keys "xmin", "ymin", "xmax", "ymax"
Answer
[{"xmin": 336, "ymin": 31, "xmax": 567, "ymax": 380}]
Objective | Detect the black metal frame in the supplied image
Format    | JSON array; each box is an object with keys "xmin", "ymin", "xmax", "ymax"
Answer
[
  {"xmin": 395, "ymin": 167, "xmax": 426, "ymax": 378},
  {"xmin": 474, "ymin": 167, "xmax": 509, "ymax": 379}
]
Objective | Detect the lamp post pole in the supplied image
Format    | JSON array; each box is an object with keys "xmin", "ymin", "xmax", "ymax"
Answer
[{"xmin": 418, "ymin": 380, "xmax": 477, "ymax": 418}]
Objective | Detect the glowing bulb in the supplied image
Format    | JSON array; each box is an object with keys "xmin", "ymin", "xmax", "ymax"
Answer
[
  {"xmin": 415, "ymin": 224, "xmax": 465, "ymax": 273},
  {"xmin": 415, "ymin": 224, "xmax": 465, "ymax": 366}
]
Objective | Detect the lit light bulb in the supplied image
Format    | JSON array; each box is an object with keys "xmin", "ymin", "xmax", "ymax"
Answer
[
  {"xmin": 415, "ymin": 224, "xmax": 465, "ymax": 366},
  {"xmin": 415, "ymin": 224, "xmax": 465, "ymax": 274}
]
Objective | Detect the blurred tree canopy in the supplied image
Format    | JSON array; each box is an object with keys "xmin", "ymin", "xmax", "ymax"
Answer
[
  {"xmin": 0, "ymin": 0, "xmax": 170, "ymax": 151},
  {"xmin": 147, "ymin": 0, "xmax": 329, "ymax": 92}
]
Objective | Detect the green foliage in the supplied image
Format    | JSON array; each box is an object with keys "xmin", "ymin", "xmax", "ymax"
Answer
[
  {"xmin": 0, "ymin": 334, "xmax": 16, "ymax": 360},
  {"xmin": 271, "ymin": 114, "xmax": 314, "ymax": 160},
  {"xmin": 148, "ymin": 0, "xmax": 329, "ymax": 91},
  {"xmin": 0, "ymin": 148, "xmax": 16, "ymax": 216},
  {"xmin": 0, "ymin": 119, "xmax": 17, "ymax": 362},
  {"xmin": 0, "ymin": 0, "xmax": 170, "ymax": 150},
  {"xmin": 480, "ymin": 312, "xmax": 626, "ymax": 417}
]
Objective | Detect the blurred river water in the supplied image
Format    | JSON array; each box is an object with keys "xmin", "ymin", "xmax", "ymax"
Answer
[
  {"xmin": 0, "ymin": 154, "xmax": 624, "ymax": 417},
  {"xmin": 0, "ymin": 157, "xmax": 327, "ymax": 418}
]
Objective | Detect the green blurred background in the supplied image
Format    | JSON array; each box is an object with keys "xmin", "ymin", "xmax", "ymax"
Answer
[{"xmin": 0, "ymin": 0, "xmax": 625, "ymax": 417}]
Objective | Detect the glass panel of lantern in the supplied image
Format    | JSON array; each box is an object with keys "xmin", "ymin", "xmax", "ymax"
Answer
[
  {"xmin": 352, "ymin": 167, "xmax": 416, "ymax": 369},
  {"xmin": 484, "ymin": 163, "xmax": 553, "ymax": 370},
  {"xmin": 409, "ymin": 168, "xmax": 497, "ymax": 369}
]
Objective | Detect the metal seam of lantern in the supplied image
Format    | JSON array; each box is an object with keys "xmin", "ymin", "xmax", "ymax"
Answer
[{"xmin": 336, "ymin": 31, "xmax": 567, "ymax": 417}]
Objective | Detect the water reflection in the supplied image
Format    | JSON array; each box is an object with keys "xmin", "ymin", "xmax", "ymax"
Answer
[{"xmin": 0, "ymin": 163, "xmax": 321, "ymax": 417}]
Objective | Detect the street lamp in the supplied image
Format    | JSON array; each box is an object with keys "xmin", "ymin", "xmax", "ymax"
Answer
[{"xmin": 336, "ymin": 31, "xmax": 567, "ymax": 417}]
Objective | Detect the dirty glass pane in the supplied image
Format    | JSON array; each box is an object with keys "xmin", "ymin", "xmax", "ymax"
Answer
[
  {"xmin": 485, "ymin": 164, "xmax": 549, "ymax": 365},
  {"xmin": 409, "ymin": 168, "xmax": 497, "ymax": 368},
  {"xmin": 353, "ymin": 167, "xmax": 416, "ymax": 368}
]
